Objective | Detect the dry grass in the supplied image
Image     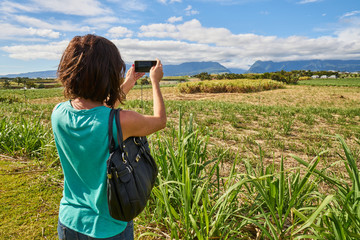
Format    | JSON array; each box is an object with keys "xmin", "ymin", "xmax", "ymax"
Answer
[
  {"xmin": 24, "ymin": 85, "xmax": 360, "ymax": 172},
  {"xmin": 126, "ymin": 85, "xmax": 360, "ymax": 108},
  {"xmin": 126, "ymin": 85, "xmax": 360, "ymax": 177},
  {"xmin": 27, "ymin": 85, "xmax": 360, "ymax": 110}
]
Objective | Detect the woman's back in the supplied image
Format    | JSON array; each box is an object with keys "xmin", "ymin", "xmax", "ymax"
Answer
[{"xmin": 52, "ymin": 101, "xmax": 127, "ymax": 238}]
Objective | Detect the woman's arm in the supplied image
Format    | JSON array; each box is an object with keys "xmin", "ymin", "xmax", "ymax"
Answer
[
  {"xmin": 120, "ymin": 59, "xmax": 166, "ymax": 140},
  {"xmin": 121, "ymin": 65, "xmax": 145, "ymax": 95},
  {"xmin": 109, "ymin": 65, "xmax": 144, "ymax": 108}
]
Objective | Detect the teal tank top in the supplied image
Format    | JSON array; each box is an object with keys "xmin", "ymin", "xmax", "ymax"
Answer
[{"xmin": 51, "ymin": 101, "xmax": 127, "ymax": 238}]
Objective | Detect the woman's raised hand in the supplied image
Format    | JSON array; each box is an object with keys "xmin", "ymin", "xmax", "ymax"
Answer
[
  {"xmin": 150, "ymin": 59, "xmax": 163, "ymax": 84},
  {"xmin": 125, "ymin": 65, "xmax": 145, "ymax": 85},
  {"xmin": 121, "ymin": 65, "xmax": 145, "ymax": 95}
]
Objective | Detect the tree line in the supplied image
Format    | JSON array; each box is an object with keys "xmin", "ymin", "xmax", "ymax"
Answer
[
  {"xmin": 1, "ymin": 77, "xmax": 58, "ymax": 89},
  {"xmin": 193, "ymin": 70, "xmax": 359, "ymax": 84}
]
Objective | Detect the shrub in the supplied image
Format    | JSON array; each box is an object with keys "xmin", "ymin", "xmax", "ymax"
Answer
[
  {"xmin": 193, "ymin": 72, "xmax": 212, "ymax": 80},
  {"xmin": 299, "ymin": 76, "xmax": 312, "ymax": 80},
  {"xmin": 0, "ymin": 115, "xmax": 54, "ymax": 159},
  {"xmin": 178, "ymin": 79, "xmax": 285, "ymax": 94},
  {"xmin": 0, "ymin": 93, "xmax": 23, "ymax": 103}
]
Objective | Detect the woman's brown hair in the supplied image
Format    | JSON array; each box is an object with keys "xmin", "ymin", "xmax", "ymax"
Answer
[{"xmin": 57, "ymin": 34, "xmax": 126, "ymax": 107}]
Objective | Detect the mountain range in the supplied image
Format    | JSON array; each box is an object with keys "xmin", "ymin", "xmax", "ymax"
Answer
[
  {"xmin": 247, "ymin": 60, "xmax": 360, "ymax": 73},
  {"xmin": 0, "ymin": 61, "xmax": 236, "ymax": 79},
  {"xmin": 163, "ymin": 61, "xmax": 232, "ymax": 76},
  {"xmin": 1, "ymin": 60, "xmax": 360, "ymax": 78}
]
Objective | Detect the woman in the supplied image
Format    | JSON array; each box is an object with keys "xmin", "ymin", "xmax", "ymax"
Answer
[{"xmin": 51, "ymin": 34, "xmax": 166, "ymax": 239}]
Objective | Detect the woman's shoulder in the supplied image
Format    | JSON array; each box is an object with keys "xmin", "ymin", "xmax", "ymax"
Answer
[
  {"xmin": 119, "ymin": 109, "xmax": 140, "ymax": 123},
  {"xmin": 52, "ymin": 103, "xmax": 61, "ymax": 112},
  {"xmin": 52, "ymin": 101, "xmax": 69, "ymax": 113}
]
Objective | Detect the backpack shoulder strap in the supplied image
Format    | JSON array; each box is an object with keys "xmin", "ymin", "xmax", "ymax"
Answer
[
  {"xmin": 108, "ymin": 109, "xmax": 116, "ymax": 153},
  {"xmin": 114, "ymin": 108, "xmax": 124, "ymax": 151}
]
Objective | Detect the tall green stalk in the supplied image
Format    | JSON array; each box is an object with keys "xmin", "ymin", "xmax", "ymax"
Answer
[
  {"xmin": 241, "ymin": 148, "xmax": 324, "ymax": 239},
  {"xmin": 146, "ymin": 108, "xmax": 248, "ymax": 239},
  {"xmin": 293, "ymin": 135, "xmax": 360, "ymax": 239}
]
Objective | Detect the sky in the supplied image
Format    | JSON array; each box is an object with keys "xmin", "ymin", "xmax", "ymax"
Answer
[{"xmin": 0, "ymin": 0, "xmax": 360, "ymax": 75}]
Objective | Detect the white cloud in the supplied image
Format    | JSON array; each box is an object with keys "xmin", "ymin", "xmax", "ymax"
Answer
[
  {"xmin": 13, "ymin": 15, "xmax": 91, "ymax": 32},
  {"xmin": 1, "ymin": 0, "xmax": 111, "ymax": 16},
  {"xmin": 107, "ymin": 26, "xmax": 134, "ymax": 38},
  {"xmin": 30, "ymin": 0, "xmax": 111, "ymax": 16},
  {"xmin": 28, "ymin": 28, "xmax": 60, "ymax": 38},
  {"xmin": 185, "ymin": 5, "xmax": 199, "ymax": 16},
  {"xmin": 13, "ymin": 15, "xmax": 54, "ymax": 29},
  {"xmin": 167, "ymin": 16, "xmax": 183, "ymax": 23},
  {"xmin": 2, "ymin": 18, "xmax": 360, "ymax": 70},
  {"xmin": 117, "ymin": 0, "xmax": 147, "ymax": 12},
  {"xmin": 298, "ymin": 0, "xmax": 322, "ymax": 4},
  {"xmin": 86, "ymin": 16, "xmax": 119, "ymax": 25},
  {"xmin": 0, "ymin": 1, "xmax": 38, "ymax": 13},
  {"xmin": 2, "ymin": 0, "xmax": 147, "ymax": 15},
  {"xmin": 139, "ymin": 19, "xmax": 237, "ymax": 45},
  {"xmin": 12, "ymin": 14, "xmax": 136, "ymax": 33},
  {"xmin": 0, "ymin": 23, "xmax": 60, "ymax": 40},
  {"xmin": 137, "ymin": 19, "xmax": 360, "ymax": 68},
  {"xmin": 139, "ymin": 23, "xmax": 178, "ymax": 38},
  {"xmin": 195, "ymin": 0, "xmax": 248, "ymax": 4},
  {"xmin": 341, "ymin": 10, "xmax": 360, "ymax": 19},
  {"xmin": 158, "ymin": 0, "xmax": 182, "ymax": 4},
  {"xmin": 1, "ymin": 41, "xmax": 68, "ymax": 60},
  {"xmin": 84, "ymin": 16, "xmax": 121, "ymax": 30},
  {"xmin": 112, "ymin": 38, "xmax": 231, "ymax": 64},
  {"xmin": 336, "ymin": 27, "xmax": 360, "ymax": 43}
]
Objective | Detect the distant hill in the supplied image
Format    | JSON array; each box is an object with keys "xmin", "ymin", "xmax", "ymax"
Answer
[
  {"xmin": 3, "ymin": 60, "xmax": 360, "ymax": 78},
  {"xmin": 0, "ymin": 61, "xmax": 231, "ymax": 78},
  {"xmin": 1, "ymin": 70, "xmax": 57, "ymax": 79},
  {"xmin": 228, "ymin": 68, "xmax": 247, "ymax": 74},
  {"xmin": 248, "ymin": 60, "xmax": 360, "ymax": 73},
  {"xmin": 163, "ymin": 61, "xmax": 230, "ymax": 76}
]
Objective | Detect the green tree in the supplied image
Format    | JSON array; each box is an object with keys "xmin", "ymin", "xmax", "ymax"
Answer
[
  {"xmin": 194, "ymin": 72, "xmax": 212, "ymax": 80},
  {"xmin": 15, "ymin": 77, "xmax": 22, "ymax": 85},
  {"xmin": 262, "ymin": 72, "xmax": 271, "ymax": 79},
  {"xmin": 26, "ymin": 81, "xmax": 36, "ymax": 88},
  {"xmin": 139, "ymin": 76, "xmax": 150, "ymax": 85},
  {"xmin": 3, "ymin": 79, "xmax": 11, "ymax": 88}
]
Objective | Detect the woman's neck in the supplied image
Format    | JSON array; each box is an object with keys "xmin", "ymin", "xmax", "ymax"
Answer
[{"xmin": 71, "ymin": 98, "xmax": 103, "ymax": 110}]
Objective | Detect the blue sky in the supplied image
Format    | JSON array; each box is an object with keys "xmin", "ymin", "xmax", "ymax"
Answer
[{"xmin": 0, "ymin": 0, "xmax": 359, "ymax": 75}]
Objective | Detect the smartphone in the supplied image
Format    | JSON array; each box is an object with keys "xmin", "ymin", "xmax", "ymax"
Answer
[{"xmin": 134, "ymin": 60, "xmax": 157, "ymax": 72}]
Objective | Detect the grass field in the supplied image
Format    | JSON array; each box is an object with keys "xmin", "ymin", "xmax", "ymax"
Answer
[
  {"xmin": 1, "ymin": 80, "xmax": 360, "ymax": 239},
  {"xmin": 298, "ymin": 77, "xmax": 360, "ymax": 87}
]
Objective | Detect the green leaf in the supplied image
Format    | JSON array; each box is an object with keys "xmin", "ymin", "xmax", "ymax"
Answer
[{"xmin": 293, "ymin": 195, "xmax": 335, "ymax": 234}]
